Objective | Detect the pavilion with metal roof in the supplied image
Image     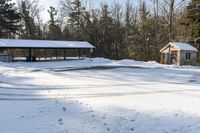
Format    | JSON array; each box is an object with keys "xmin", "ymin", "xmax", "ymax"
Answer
[{"xmin": 0, "ymin": 39, "xmax": 95, "ymax": 62}]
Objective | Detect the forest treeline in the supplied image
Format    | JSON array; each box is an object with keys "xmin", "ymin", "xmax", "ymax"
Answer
[{"xmin": 0, "ymin": 0, "xmax": 200, "ymax": 62}]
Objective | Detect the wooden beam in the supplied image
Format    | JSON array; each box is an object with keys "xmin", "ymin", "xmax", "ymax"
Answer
[
  {"xmin": 28, "ymin": 49, "xmax": 32, "ymax": 62},
  {"xmin": 78, "ymin": 49, "xmax": 81, "ymax": 59},
  {"xmin": 64, "ymin": 49, "xmax": 66, "ymax": 60},
  {"xmin": 56, "ymin": 49, "xmax": 58, "ymax": 60}
]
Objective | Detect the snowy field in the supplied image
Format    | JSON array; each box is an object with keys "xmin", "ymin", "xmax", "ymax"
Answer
[{"xmin": 0, "ymin": 58, "xmax": 200, "ymax": 133}]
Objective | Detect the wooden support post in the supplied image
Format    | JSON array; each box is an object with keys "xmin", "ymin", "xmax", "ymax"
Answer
[
  {"xmin": 78, "ymin": 49, "xmax": 81, "ymax": 59},
  {"xmin": 38, "ymin": 49, "xmax": 40, "ymax": 61},
  {"xmin": 64, "ymin": 49, "xmax": 66, "ymax": 60},
  {"xmin": 3, "ymin": 53, "xmax": 5, "ymax": 62},
  {"xmin": 56, "ymin": 49, "xmax": 58, "ymax": 60},
  {"xmin": 58, "ymin": 49, "xmax": 60, "ymax": 60},
  {"xmin": 59, "ymin": 49, "xmax": 60, "ymax": 60},
  {"xmin": 4, "ymin": 48, "xmax": 7, "ymax": 62},
  {"xmin": 44, "ymin": 50, "xmax": 47, "ymax": 61},
  {"xmin": 28, "ymin": 49, "xmax": 32, "ymax": 62},
  {"xmin": 168, "ymin": 45, "xmax": 171, "ymax": 64},
  {"xmin": 160, "ymin": 53, "xmax": 163, "ymax": 64},
  {"xmin": 90, "ymin": 48, "xmax": 93, "ymax": 59},
  {"xmin": 11, "ymin": 53, "xmax": 13, "ymax": 62}
]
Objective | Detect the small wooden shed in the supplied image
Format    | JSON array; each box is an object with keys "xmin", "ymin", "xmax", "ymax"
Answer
[{"xmin": 160, "ymin": 42, "xmax": 198, "ymax": 66}]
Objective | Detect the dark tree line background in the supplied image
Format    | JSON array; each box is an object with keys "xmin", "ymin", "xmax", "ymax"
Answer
[{"xmin": 0, "ymin": 0, "xmax": 200, "ymax": 63}]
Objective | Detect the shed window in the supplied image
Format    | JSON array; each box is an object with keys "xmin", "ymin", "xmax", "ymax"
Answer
[{"xmin": 186, "ymin": 53, "xmax": 191, "ymax": 60}]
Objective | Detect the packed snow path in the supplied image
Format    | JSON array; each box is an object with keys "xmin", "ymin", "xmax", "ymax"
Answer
[{"xmin": 0, "ymin": 58, "xmax": 200, "ymax": 133}]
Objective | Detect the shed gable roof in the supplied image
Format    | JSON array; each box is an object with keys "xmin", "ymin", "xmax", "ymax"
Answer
[
  {"xmin": 0, "ymin": 39, "xmax": 95, "ymax": 49},
  {"xmin": 160, "ymin": 42, "xmax": 198, "ymax": 52}
]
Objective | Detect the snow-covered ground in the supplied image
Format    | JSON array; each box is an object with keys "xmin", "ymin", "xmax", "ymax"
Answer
[{"xmin": 0, "ymin": 58, "xmax": 200, "ymax": 133}]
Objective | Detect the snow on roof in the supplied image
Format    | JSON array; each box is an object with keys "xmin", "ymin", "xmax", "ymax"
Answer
[
  {"xmin": 170, "ymin": 42, "xmax": 197, "ymax": 51},
  {"xmin": 160, "ymin": 42, "xmax": 198, "ymax": 52},
  {"xmin": 0, "ymin": 39, "xmax": 95, "ymax": 49}
]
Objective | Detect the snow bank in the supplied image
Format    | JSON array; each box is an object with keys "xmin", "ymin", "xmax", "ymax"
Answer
[
  {"xmin": 0, "ymin": 57, "xmax": 198, "ymax": 71},
  {"xmin": 118, "ymin": 59, "xmax": 164, "ymax": 67}
]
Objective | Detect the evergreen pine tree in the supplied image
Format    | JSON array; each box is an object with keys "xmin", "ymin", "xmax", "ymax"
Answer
[
  {"xmin": 47, "ymin": 6, "xmax": 62, "ymax": 40},
  {"xmin": 0, "ymin": 0, "xmax": 21, "ymax": 38},
  {"xmin": 67, "ymin": 0, "xmax": 85, "ymax": 40},
  {"xmin": 138, "ymin": 2, "xmax": 151, "ymax": 61},
  {"xmin": 98, "ymin": 5, "xmax": 114, "ymax": 58},
  {"xmin": 186, "ymin": 0, "xmax": 200, "ymax": 38},
  {"xmin": 20, "ymin": 0, "xmax": 37, "ymax": 39},
  {"xmin": 112, "ymin": 2, "xmax": 123, "ymax": 59},
  {"xmin": 186, "ymin": 0, "xmax": 200, "ymax": 63}
]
